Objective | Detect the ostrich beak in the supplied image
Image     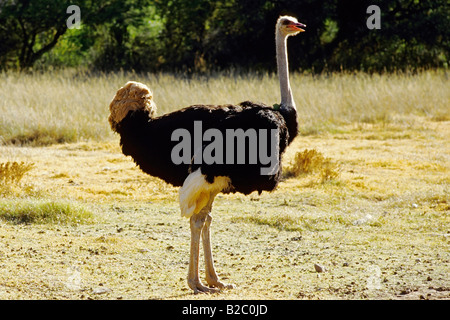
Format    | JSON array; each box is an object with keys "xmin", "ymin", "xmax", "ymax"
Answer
[{"xmin": 291, "ymin": 22, "xmax": 306, "ymax": 32}]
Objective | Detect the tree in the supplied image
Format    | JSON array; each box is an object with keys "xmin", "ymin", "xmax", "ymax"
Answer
[
  {"xmin": 152, "ymin": 0, "xmax": 448, "ymax": 72},
  {"xmin": 0, "ymin": 0, "xmax": 447, "ymax": 72},
  {"xmin": 152, "ymin": 0, "xmax": 216, "ymax": 71},
  {"xmin": 87, "ymin": 0, "xmax": 156, "ymax": 71},
  {"xmin": 0, "ymin": 0, "xmax": 153, "ymax": 71},
  {"xmin": 153, "ymin": 0, "xmax": 335, "ymax": 72},
  {"xmin": 0, "ymin": 0, "xmax": 74, "ymax": 70},
  {"xmin": 321, "ymin": 0, "xmax": 450, "ymax": 71}
]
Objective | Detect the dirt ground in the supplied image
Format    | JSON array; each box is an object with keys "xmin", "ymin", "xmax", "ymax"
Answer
[{"xmin": 0, "ymin": 120, "xmax": 448, "ymax": 300}]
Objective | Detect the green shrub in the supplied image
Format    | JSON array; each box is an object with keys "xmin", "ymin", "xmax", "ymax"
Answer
[{"xmin": 0, "ymin": 199, "xmax": 94, "ymax": 225}]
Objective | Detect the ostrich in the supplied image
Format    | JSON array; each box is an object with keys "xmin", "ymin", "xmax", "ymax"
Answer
[{"xmin": 108, "ymin": 16, "xmax": 305, "ymax": 293}]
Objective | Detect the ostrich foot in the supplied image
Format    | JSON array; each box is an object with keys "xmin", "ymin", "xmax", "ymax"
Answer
[
  {"xmin": 206, "ymin": 279, "xmax": 235, "ymax": 290},
  {"xmin": 188, "ymin": 279, "xmax": 220, "ymax": 294},
  {"xmin": 205, "ymin": 271, "xmax": 235, "ymax": 290}
]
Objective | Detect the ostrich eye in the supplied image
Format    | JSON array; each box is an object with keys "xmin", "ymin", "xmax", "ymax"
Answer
[{"xmin": 282, "ymin": 20, "xmax": 290, "ymax": 26}]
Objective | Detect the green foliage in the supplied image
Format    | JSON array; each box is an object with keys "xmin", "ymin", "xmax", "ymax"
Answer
[
  {"xmin": 0, "ymin": 0, "xmax": 448, "ymax": 72},
  {"xmin": 0, "ymin": 0, "xmax": 152, "ymax": 71},
  {"xmin": 0, "ymin": 0, "xmax": 74, "ymax": 70},
  {"xmin": 324, "ymin": 0, "xmax": 450, "ymax": 72},
  {"xmin": 35, "ymin": 28, "xmax": 91, "ymax": 68},
  {"xmin": 0, "ymin": 198, "xmax": 93, "ymax": 224}
]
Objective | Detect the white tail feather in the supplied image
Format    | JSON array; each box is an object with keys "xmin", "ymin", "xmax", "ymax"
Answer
[{"xmin": 179, "ymin": 169, "xmax": 231, "ymax": 218}]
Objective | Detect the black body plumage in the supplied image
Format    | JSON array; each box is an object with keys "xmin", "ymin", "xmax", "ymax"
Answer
[{"xmin": 115, "ymin": 101, "xmax": 298, "ymax": 195}]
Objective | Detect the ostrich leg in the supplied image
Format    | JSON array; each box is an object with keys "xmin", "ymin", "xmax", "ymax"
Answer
[
  {"xmin": 202, "ymin": 210, "xmax": 235, "ymax": 290},
  {"xmin": 187, "ymin": 207, "xmax": 219, "ymax": 294}
]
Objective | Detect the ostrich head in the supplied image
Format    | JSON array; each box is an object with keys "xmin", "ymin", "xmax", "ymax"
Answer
[
  {"xmin": 108, "ymin": 81, "xmax": 157, "ymax": 132},
  {"xmin": 276, "ymin": 16, "xmax": 306, "ymax": 37}
]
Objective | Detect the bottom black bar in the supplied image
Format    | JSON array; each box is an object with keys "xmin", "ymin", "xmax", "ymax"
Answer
[{"xmin": 0, "ymin": 299, "xmax": 444, "ymax": 319}]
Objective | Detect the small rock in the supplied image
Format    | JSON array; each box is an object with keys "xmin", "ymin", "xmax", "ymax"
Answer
[
  {"xmin": 68, "ymin": 179, "xmax": 80, "ymax": 186},
  {"xmin": 353, "ymin": 214, "xmax": 373, "ymax": 225},
  {"xmin": 252, "ymin": 264, "xmax": 263, "ymax": 271},
  {"xmin": 400, "ymin": 289, "xmax": 411, "ymax": 295},
  {"xmin": 93, "ymin": 287, "xmax": 112, "ymax": 294},
  {"xmin": 314, "ymin": 264, "xmax": 326, "ymax": 273},
  {"xmin": 343, "ymin": 262, "xmax": 349, "ymax": 267},
  {"xmin": 412, "ymin": 203, "xmax": 419, "ymax": 208}
]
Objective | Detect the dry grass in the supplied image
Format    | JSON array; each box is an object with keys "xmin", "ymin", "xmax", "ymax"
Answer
[
  {"xmin": 284, "ymin": 149, "xmax": 340, "ymax": 183},
  {"xmin": 0, "ymin": 161, "xmax": 34, "ymax": 184},
  {"xmin": 0, "ymin": 69, "xmax": 449, "ymax": 300},
  {"xmin": 0, "ymin": 69, "xmax": 448, "ymax": 145}
]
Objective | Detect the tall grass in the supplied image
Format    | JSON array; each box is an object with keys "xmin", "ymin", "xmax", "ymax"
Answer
[{"xmin": 0, "ymin": 69, "xmax": 448, "ymax": 145}]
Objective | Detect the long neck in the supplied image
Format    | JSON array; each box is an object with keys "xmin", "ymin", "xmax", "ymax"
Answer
[{"xmin": 276, "ymin": 30, "xmax": 296, "ymax": 110}]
